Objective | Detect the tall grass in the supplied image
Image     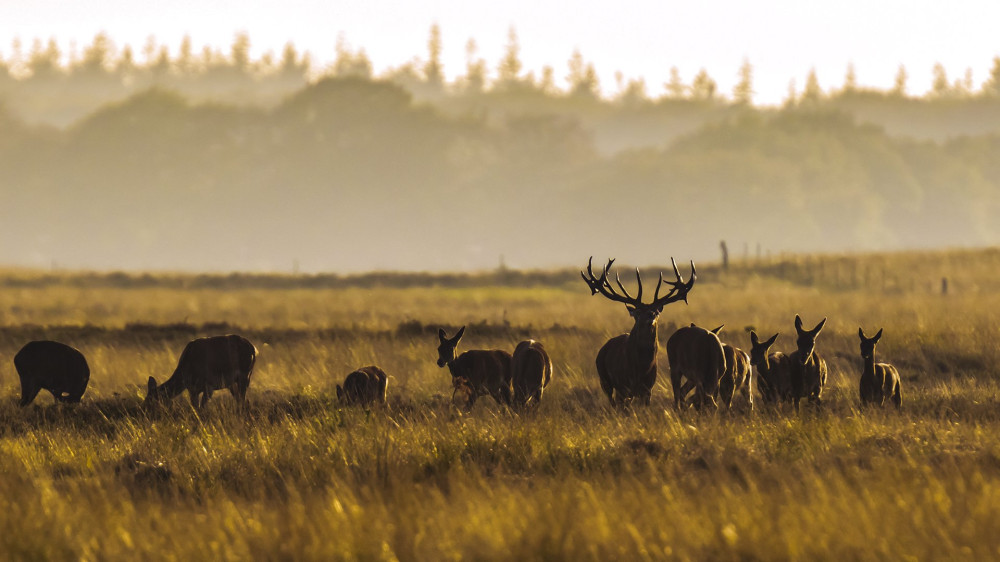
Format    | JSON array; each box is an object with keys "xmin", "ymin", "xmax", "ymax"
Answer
[{"xmin": 1, "ymin": 249, "xmax": 999, "ymax": 560}]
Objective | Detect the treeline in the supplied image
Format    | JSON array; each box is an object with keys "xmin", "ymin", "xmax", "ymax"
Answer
[
  {"xmin": 5, "ymin": 29, "xmax": 1000, "ymax": 143},
  {"xmin": 2, "ymin": 73, "xmax": 1000, "ymax": 273}
]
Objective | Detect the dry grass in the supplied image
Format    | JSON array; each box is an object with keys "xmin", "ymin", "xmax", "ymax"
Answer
[{"xmin": 1, "ymin": 249, "xmax": 999, "ymax": 560}]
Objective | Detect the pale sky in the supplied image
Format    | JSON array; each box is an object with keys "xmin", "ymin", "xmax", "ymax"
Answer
[{"xmin": 3, "ymin": 0, "xmax": 1000, "ymax": 104}]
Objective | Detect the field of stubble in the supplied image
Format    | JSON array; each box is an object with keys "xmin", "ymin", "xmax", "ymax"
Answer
[{"xmin": 1, "ymin": 250, "xmax": 1000, "ymax": 561}]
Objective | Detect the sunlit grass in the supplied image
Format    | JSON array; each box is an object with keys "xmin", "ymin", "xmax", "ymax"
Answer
[{"xmin": 1, "ymin": 249, "xmax": 999, "ymax": 559}]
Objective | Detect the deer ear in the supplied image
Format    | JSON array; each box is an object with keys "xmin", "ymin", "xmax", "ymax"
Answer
[
  {"xmin": 874, "ymin": 328, "xmax": 883, "ymax": 341},
  {"xmin": 858, "ymin": 327, "xmax": 865, "ymax": 340},
  {"xmin": 450, "ymin": 325, "xmax": 465, "ymax": 344},
  {"xmin": 626, "ymin": 305, "xmax": 637, "ymax": 317},
  {"xmin": 146, "ymin": 376, "xmax": 157, "ymax": 395},
  {"xmin": 336, "ymin": 385, "xmax": 343, "ymax": 400},
  {"xmin": 794, "ymin": 315, "xmax": 803, "ymax": 331},
  {"xmin": 750, "ymin": 331, "xmax": 759, "ymax": 345},
  {"xmin": 766, "ymin": 333, "xmax": 779, "ymax": 347},
  {"xmin": 438, "ymin": 328, "xmax": 447, "ymax": 342},
  {"xmin": 711, "ymin": 324, "xmax": 724, "ymax": 335},
  {"xmin": 813, "ymin": 318, "xmax": 827, "ymax": 334}
]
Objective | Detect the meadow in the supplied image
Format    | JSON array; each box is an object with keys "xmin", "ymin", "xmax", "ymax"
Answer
[{"xmin": 1, "ymin": 249, "xmax": 1000, "ymax": 560}]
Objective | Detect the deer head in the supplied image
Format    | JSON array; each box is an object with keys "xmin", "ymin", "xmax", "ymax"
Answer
[
  {"xmin": 794, "ymin": 315, "xmax": 827, "ymax": 365},
  {"xmin": 437, "ymin": 326, "xmax": 466, "ymax": 368},
  {"xmin": 749, "ymin": 331, "xmax": 779, "ymax": 368},
  {"xmin": 858, "ymin": 327, "xmax": 883, "ymax": 360},
  {"xmin": 580, "ymin": 257, "xmax": 695, "ymax": 331}
]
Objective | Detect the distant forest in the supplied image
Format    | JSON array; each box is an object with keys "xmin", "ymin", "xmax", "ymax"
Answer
[{"xmin": 2, "ymin": 30, "xmax": 1000, "ymax": 272}]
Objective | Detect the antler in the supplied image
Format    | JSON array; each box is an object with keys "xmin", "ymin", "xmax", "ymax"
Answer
[
  {"xmin": 581, "ymin": 257, "xmax": 641, "ymax": 306},
  {"xmin": 581, "ymin": 256, "xmax": 696, "ymax": 309},
  {"xmin": 648, "ymin": 257, "xmax": 697, "ymax": 309}
]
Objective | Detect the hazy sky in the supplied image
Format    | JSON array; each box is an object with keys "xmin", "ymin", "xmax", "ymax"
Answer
[{"xmin": 4, "ymin": 0, "xmax": 1000, "ymax": 104}]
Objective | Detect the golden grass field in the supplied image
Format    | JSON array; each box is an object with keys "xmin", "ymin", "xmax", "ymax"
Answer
[{"xmin": 1, "ymin": 249, "xmax": 1000, "ymax": 560}]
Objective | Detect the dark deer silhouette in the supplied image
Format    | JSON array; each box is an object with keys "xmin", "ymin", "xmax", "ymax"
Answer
[
  {"xmin": 436, "ymin": 326, "xmax": 512, "ymax": 411},
  {"xmin": 510, "ymin": 339, "xmax": 552, "ymax": 408},
  {"xmin": 666, "ymin": 324, "xmax": 726, "ymax": 410},
  {"xmin": 686, "ymin": 325, "xmax": 753, "ymax": 410},
  {"xmin": 748, "ymin": 331, "xmax": 792, "ymax": 404},
  {"xmin": 582, "ymin": 257, "xmax": 695, "ymax": 407},
  {"xmin": 144, "ymin": 334, "xmax": 257, "ymax": 409},
  {"xmin": 14, "ymin": 341, "xmax": 90, "ymax": 406},
  {"xmin": 789, "ymin": 315, "xmax": 828, "ymax": 411},
  {"xmin": 858, "ymin": 328, "xmax": 902, "ymax": 409},
  {"xmin": 337, "ymin": 365, "xmax": 388, "ymax": 406}
]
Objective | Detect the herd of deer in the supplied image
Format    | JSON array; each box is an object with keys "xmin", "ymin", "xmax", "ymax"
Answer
[{"xmin": 6, "ymin": 256, "xmax": 902, "ymax": 413}]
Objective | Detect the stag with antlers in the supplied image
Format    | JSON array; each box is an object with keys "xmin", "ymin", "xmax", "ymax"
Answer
[{"xmin": 581, "ymin": 257, "xmax": 696, "ymax": 407}]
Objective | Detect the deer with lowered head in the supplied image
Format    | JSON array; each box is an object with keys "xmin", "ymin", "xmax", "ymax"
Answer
[
  {"xmin": 436, "ymin": 326, "xmax": 512, "ymax": 411},
  {"xmin": 337, "ymin": 365, "xmax": 388, "ymax": 406},
  {"xmin": 858, "ymin": 328, "xmax": 902, "ymax": 409},
  {"xmin": 14, "ymin": 340, "xmax": 91, "ymax": 407},
  {"xmin": 144, "ymin": 334, "xmax": 257, "ymax": 409},
  {"xmin": 581, "ymin": 256, "xmax": 696, "ymax": 407}
]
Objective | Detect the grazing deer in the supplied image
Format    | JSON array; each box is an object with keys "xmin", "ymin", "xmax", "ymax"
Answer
[
  {"xmin": 789, "ymin": 315, "xmax": 828, "ymax": 411},
  {"xmin": 511, "ymin": 339, "xmax": 553, "ymax": 408},
  {"xmin": 337, "ymin": 365, "xmax": 388, "ymax": 406},
  {"xmin": 748, "ymin": 331, "xmax": 792, "ymax": 404},
  {"xmin": 144, "ymin": 334, "xmax": 257, "ymax": 409},
  {"xmin": 666, "ymin": 324, "xmax": 726, "ymax": 410},
  {"xmin": 436, "ymin": 326, "xmax": 512, "ymax": 410},
  {"xmin": 858, "ymin": 328, "xmax": 902, "ymax": 409},
  {"xmin": 581, "ymin": 257, "xmax": 695, "ymax": 407},
  {"xmin": 14, "ymin": 340, "xmax": 90, "ymax": 407}
]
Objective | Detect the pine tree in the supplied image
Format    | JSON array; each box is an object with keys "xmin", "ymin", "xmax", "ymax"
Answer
[
  {"xmin": 931, "ymin": 63, "xmax": 950, "ymax": 97},
  {"xmin": 802, "ymin": 68, "xmax": 822, "ymax": 102},
  {"xmin": 461, "ymin": 38, "xmax": 486, "ymax": 93},
  {"xmin": 733, "ymin": 58, "xmax": 754, "ymax": 105},
  {"xmin": 79, "ymin": 32, "xmax": 113, "ymax": 75},
  {"xmin": 497, "ymin": 26, "xmax": 523, "ymax": 88},
  {"xmin": 28, "ymin": 38, "xmax": 62, "ymax": 79},
  {"xmin": 665, "ymin": 66, "xmax": 685, "ymax": 99},
  {"xmin": 983, "ymin": 56, "xmax": 1000, "ymax": 96},
  {"xmin": 177, "ymin": 35, "xmax": 195, "ymax": 75},
  {"xmin": 690, "ymin": 68, "xmax": 716, "ymax": 101},
  {"xmin": 891, "ymin": 65, "xmax": 907, "ymax": 97},
  {"xmin": 231, "ymin": 32, "xmax": 251, "ymax": 71},
  {"xmin": 424, "ymin": 23, "xmax": 444, "ymax": 87},
  {"xmin": 567, "ymin": 49, "xmax": 598, "ymax": 97},
  {"xmin": 334, "ymin": 36, "xmax": 372, "ymax": 78},
  {"xmin": 842, "ymin": 62, "xmax": 857, "ymax": 93}
]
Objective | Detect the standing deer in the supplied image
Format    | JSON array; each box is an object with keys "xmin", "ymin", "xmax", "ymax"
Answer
[
  {"xmin": 748, "ymin": 331, "xmax": 792, "ymax": 404},
  {"xmin": 666, "ymin": 324, "xmax": 726, "ymax": 410},
  {"xmin": 14, "ymin": 340, "xmax": 90, "ymax": 407},
  {"xmin": 581, "ymin": 257, "xmax": 696, "ymax": 407},
  {"xmin": 144, "ymin": 334, "xmax": 257, "ymax": 409},
  {"xmin": 858, "ymin": 328, "xmax": 902, "ymax": 409},
  {"xmin": 337, "ymin": 365, "xmax": 388, "ymax": 406},
  {"xmin": 510, "ymin": 339, "xmax": 553, "ymax": 408},
  {"xmin": 699, "ymin": 325, "xmax": 753, "ymax": 410},
  {"xmin": 436, "ymin": 326, "xmax": 512, "ymax": 411},
  {"xmin": 789, "ymin": 315, "xmax": 828, "ymax": 411}
]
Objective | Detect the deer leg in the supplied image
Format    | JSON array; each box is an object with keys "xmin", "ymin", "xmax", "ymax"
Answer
[
  {"xmin": 18, "ymin": 380, "xmax": 40, "ymax": 407},
  {"xmin": 671, "ymin": 371, "xmax": 685, "ymax": 410},
  {"xmin": 892, "ymin": 384, "xmax": 902, "ymax": 410}
]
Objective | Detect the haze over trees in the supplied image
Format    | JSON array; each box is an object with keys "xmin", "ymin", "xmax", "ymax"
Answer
[{"xmin": 2, "ymin": 30, "xmax": 1000, "ymax": 272}]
